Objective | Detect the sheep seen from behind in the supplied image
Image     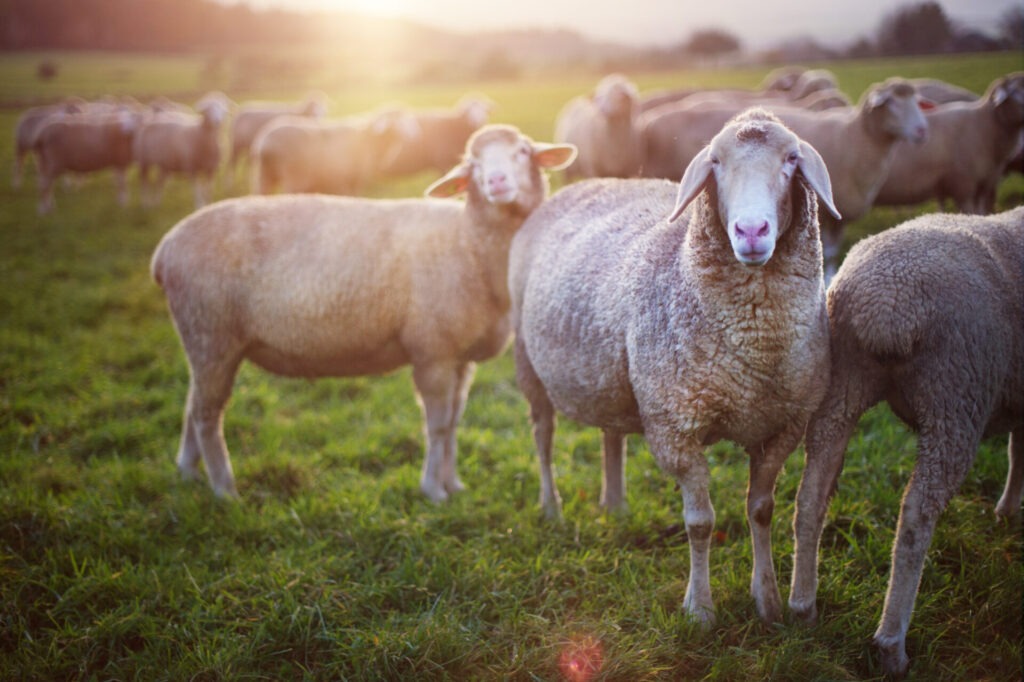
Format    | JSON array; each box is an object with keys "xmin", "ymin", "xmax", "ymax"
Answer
[
  {"xmin": 152, "ymin": 124, "xmax": 576, "ymax": 501},
  {"xmin": 509, "ymin": 109, "xmax": 840, "ymax": 625},
  {"xmin": 555, "ymin": 74, "xmax": 642, "ymax": 180}
]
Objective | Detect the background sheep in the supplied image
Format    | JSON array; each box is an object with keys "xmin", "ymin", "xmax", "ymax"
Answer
[
  {"xmin": 509, "ymin": 109, "xmax": 839, "ymax": 625},
  {"xmin": 639, "ymin": 67, "xmax": 840, "ymax": 114},
  {"xmin": 251, "ymin": 107, "xmax": 417, "ymax": 195},
  {"xmin": 133, "ymin": 91, "xmax": 233, "ymax": 209},
  {"xmin": 31, "ymin": 107, "xmax": 142, "ymax": 214},
  {"xmin": 226, "ymin": 91, "xmax": 328, "ymax": 184},
  {"xmin": 554, "ymin": 74, "xmax": 642, "ymax": 180},
  {"xmin": 382, "ymin": 95, "xmax": 492, "ymax": 178},
  {"xmin": 12, "ymin": 98, "xmax": 85, "ymax": 188},
  {"xmin": 875, "ymin": 72, "xmax": 1024, "ymax": 214},
  {"xmin": 151, "ymin": 124, "xmax": 575, "ymax": 501},
  {"xmin": 788, "ymin": 206, "xmax": 1024, "ymax": 677},
  {"xmin": 641, "ymin": 78, "xmax": 929, "ymax": 280}
]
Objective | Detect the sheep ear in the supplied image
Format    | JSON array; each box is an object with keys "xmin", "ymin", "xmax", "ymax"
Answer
[
  {"xmin": 797, "ymin": 140, "xmax": 841, "ymax": 220},
  {"xmin": 669, "ymin": 146, "xmax": 713, "ymax": 222},
  {"xmin": 867, "ymin": 88, "xmax": 891, "ymax": 110},
  {"xmin": 992, "ymin": 85, "xmax": 1009, "ymax": 107},
  {"xmin": 532, "ymin": 143, "xmax": 577, "ymax": 171},
  {"xmin": 425, "ymin": 163, "xmax": 472, "ymax": 198}
]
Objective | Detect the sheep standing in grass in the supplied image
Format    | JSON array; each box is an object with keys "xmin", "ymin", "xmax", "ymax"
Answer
[
  {"xmin": 555, "ymin": 74, "xmax": 642, "ymax": 180},
  {"xmin": 151, "ymin": 124, "xmax": 576, "ymax": 501},
  {"xmin": 788, "ymin": 206, "xmax": 1024, "ymax": 678},
  {"xmin": 382, "ymin": 96, "xmax": 492, "ymax": 178},
  {"xmin": 509, "ymin": 109, "xmax": 839, "ymax": 625},
  {"xmin": 12, "ymin": 98, "xmax": 86, "ymax": 188},
  {"xmin": 251, "ymin": 108, "xmax": 417, "ymax": 195},
  {"xmin": 226, "ymin": 92, "xmax": 328, "ymax": 184},
  {"xmin": 134, "ymin": 92, "xmax": 233, "ymax": 209},
  {"xmin": 31, "ymin": 107, "xmax": 143, "ymax": 214}
]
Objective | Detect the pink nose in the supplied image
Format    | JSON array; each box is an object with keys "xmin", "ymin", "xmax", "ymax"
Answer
[
  {"xmin": 488, "ymin": 172, "xmax": 508, "ymax": 192},
  {"xmin": 735, "ymin": 219, "xmax": 769, "ymax": 242}
]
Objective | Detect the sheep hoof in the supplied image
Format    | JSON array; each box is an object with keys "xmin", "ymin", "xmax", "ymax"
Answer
[
  {"xmin": 755, "ymin": 594, "xmax": 784, "ymax": 625},
  {"xmin": 788, "ymin": 599, "xmax": 818, "ymax": 626},
  {"xmin": 683, "ymin": 604, "xmax": 716, "ymax": 630},
  {"xmin": 420, "ymin": 480, "xmax": 450, "ymax": 504},
  {"xmin": 874, "ymin": 634, "xmax": 910, "ymax": 679},
  {"xmin": 994, "ymin": 500, "xmax": 1020, "ymax": 519},
  {"xmin": 444, "ymin": 477, "xmax": 466, "ymax": 496},
  {"xmin": 212, "ymin": 483, "xmax": 240, "ymax": 501}
]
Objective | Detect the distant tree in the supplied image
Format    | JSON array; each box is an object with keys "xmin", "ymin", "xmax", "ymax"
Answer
[
  {"xmin": 999, "ymin": 5, "xmax": 1024, "ymax": 49},
  {"xmin": 683, "ymin": 29, "xmax": 742, "ymax": 59},
  {"xmin": 875, "ymin": 1, "xmax": 953, "ymax": 56},
  {"xmin": 845, "ymin": 36, "xmax": 877, "ymax": 59}
]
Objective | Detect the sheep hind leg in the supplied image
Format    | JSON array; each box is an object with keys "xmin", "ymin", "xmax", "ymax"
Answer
[
  {"xmin": 873, "ymin": 424, "xmax": 981, "ymax": 678},
  {"xmin": 187, "ymin": 354, "xmax": 244, "ymax": 499},
  {"xmin": 600, "ymin": 430, "xmax": 627, "ymax": 513},
  {"xmin": 176, "ymin": 380, "xmax": 202, "ymax": 482},
  {"xmin": 995, "ymin": 428, "xmax": 1023, "ymax": 518},
  {"xmin": 514, "ymin": 337, "xmax": 561, "ymax": 519},
  {"xmin": 440, "ymin": 361, "xmax": 476, "ymax": 496}
]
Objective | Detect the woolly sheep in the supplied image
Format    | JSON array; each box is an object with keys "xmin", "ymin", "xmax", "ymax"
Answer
[
  {"xmin": 133, "ymin": 92, "xmax": 233, "ymax": 209},
  {"xmin": 641, "ymin": 78, "xmax": 929, "ymax": 281},
  {"xmin": 875, "ymin": 72, "xmax": 1024, "ymax": 214},
  {"xmin": 226, "ymin": 92, "xmax": 328, "ymax": 181},
  {"xmin": 640, "ymin": 67, "xmax": 839, "ymax": 114},
  {"xmin": 251, "ymin": 107, "xmax": 417, "ymax": 195},
  {"xmin": 151, "ymin": 124, "xmax": 576, "ymax": 501},
  {"xmin": 509, "ymin": 109, "xmax": 840, "ymax": 625},
  {"xmin": 382, "ymin": 95, "xmax": 493, "ymax": 178},
  {"xmin": 788, "ymin": 206, "xmax": 1024, "ymax": 677},
  {"xmin": 12, "ymin": 98, "xmax": 85, "ymax": 188},
  {"xmin": 554, "ymin": 74, "xmax": 642, "ymax": 180},
  {"xmin": 31, "ymin": 107, "xmax": 143, "ymax": 214}
]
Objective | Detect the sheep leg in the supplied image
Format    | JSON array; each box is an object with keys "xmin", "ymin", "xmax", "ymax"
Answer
[
  {"xmin": 37, "ymin": 169, "xmax": 56, "ymax": 215},
  {"xmin": 185, "ymin": 353, "xmax": 243, "ymax": 499},
  {"xmin": 147, "ymin": 170, "xmax": 167, "ymax": 208},
  {"xmin": 440, "ymin": 361, "xmax": 476, "ymax": 496},
  {"xmin": 873, "ymin": 423, "xmax": 981, "ymax": 678},
  {"xmin": 12, "ymin": 151, "xmax": 24, "ymax": 188},
  {"xmin": 413, "ymin": 361, "xmax": 466, "ymax": 503},
  {"xmin": 194, "ymin": 173, "xmax": 212, "ymax": 209},
  {"xmin": 514, "ymin": 337, "xmax": 561, "ymax": 519},
  {"xmin": 995, "ymin": 428, "xmax": 1023, "ymax": 518},
  {"xmin": 114, "ymin": 168, "xmax": 128, "ymax": 207},
  {"xmin": 746, "ymin": 422, "xmax": 804, "ymax": 624},
  {"xmin": 600, "ymin": 430, "xmax": 627, "ymax": 513}
]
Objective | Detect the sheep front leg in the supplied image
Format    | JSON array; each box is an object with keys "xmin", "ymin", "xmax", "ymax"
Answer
[
  {"xmin": 514, "ymin": 337, "xmax": 562, "ymax": 519},
  {"xmin": 995, "ymin": 428, "xmax": 1022, "ymax": 518},
  {"xmin": 600, "ymin": 430, "xmax": 627, "ymax": 513},
  {"xmin": 413, "ymin": 362, "xmax": 467, "ymax": 503},
  {"xmin": 746, "ymin": 422, "xmax": 805, "ymax": 624},
  {"xmin": 440, "ymin": 362, "xmax": 475, "ymax": 496},
  {"xmin": 114, "ymin": 168, "xmax": 128, "ymax": 207}
]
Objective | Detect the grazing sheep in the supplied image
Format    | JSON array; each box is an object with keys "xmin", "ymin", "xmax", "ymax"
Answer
[
  {"xmin": 907, "ymin": 77, "xmax": 978, "ymax": 104},
  {"xmin": 226, "ymin": 92, "xmax": 328, "ymax": 182},
  {"xmin": 31, "ymin": 107, "xmax": 143, "ymax": 214},
  {"xmin": 875, "ymin": 72, "xmax": 1024, "ymax": 214},
  {"xmin": 642, "ymin": 78, "xmax": 929, "ymax": 281},
  {"xmin": 251, "ymin": 107, "xmax": 417, "ymax": 195},
  {"xmin": 151, "ymin": 124, "xmax": 576, "ymax": 501},
  {"xmin": 382, "ymin": 95, "xmax": 492, "ymax": 178},
  {"xmin": 641, "ymin": 68, "xmax": 839, "ymax": 114},
  {"xmin": 12, "ymin": 98, "xmax": 85, "ymax": 188},
  {"xmin": 554, "ymin": 74, "xmax": 642, "ymax": 180},
  {"xmin": 134, "ymin": 92, "xmax": 233, "ymax": 209},
  {"xmin": 788, "ymin": 206, "xmax": 1024, "ymax": 677},
  {"xmin": 509, "ymin": 109, "xmax": 840, "ymax": 625}
]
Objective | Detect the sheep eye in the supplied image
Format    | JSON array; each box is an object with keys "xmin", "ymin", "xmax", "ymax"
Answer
[
  {"xmin": 710, "ymin": 155, "xmax": 720, "ymax": 166},
  {"xmin": 786, "ymin": 151, "xmax": 800, "ymax": 164}
]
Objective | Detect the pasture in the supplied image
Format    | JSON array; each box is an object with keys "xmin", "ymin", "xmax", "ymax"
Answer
[{"xmin": 0, "ymin": 50, "xmax": 1021, "ymax": 680}]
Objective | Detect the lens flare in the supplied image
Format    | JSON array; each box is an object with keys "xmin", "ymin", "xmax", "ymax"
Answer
[{"xmin": 558, "ymin": 635, "xmax": 603, "ymax": 682}]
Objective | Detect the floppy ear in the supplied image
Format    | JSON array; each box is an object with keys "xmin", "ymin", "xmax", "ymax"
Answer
[
  {"xmin": 425, "ymin": 162, "xmax": 472, "ymax": 198},
  {"xmin": 798, "ymin": 140, "xmax": 841, "ymax": 220},
  {"xmin": 669, "ymin": 146, "xmax": 714, "ymax": 222},
  {"xmin": 867, "ymin": 87, "xmax": 891, "ymax": 110},
  {"xmin": 532, "ymin": 143, "xmax": 577, "ymax": 170}
]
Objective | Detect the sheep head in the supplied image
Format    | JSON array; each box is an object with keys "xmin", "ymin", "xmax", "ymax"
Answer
[
  {"xmin": 990, "ymin": 72, "xmax": 1024, "ymax": 130},
  {"xmin": 863, "ymin": 78, "xmax": 929, "ymax": 145},
  {"xmin": 669, "ymin": 108, "xmax": 840, "ymax": 267},
  {"xmin": 425, "ymin": 124, "xmax": 576, "ymax": 214}
]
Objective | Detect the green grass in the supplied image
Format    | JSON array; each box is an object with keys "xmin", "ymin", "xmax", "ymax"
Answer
[{"xmin": 1, "ymin": 50, "xmax": 1022, "ymax": 681}]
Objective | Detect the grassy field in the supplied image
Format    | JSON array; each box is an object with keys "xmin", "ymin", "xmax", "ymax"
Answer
[{"xmin": 1, "ymin": 50, "xmax": 1021, "ymax": 681}]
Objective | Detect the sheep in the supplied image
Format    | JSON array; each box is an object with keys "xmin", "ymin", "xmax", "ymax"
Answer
[
  {"xmin": 382, "ymin": 95, "xmax": 493, "ymax": 178},
  {"xmin": 788, "ymin": 206, "xmax": 1024, "ymax": 678},
  {"xmin": 251, "ymin": 107, "xmax": 417, "ymax": 195},
  {"xmin": 875, "ymin": 72, "xmax": 1024, "ymax": 214},
  {"xmin": 31, "ymin": 107, "xmax": 143, "ymax": 214},
  {"xmin": 133, "ymin": 91, "xmax": 233, "ymax": 209},
  {"xmin": 508, "ymin": 109, "xmax": 840, "ymax": 626},
  {"xmin": 640, "ymin": 68, "xmax": 839, "ymax": 114},
  {"xmin": 907, "ymin": 77, "xmax": 978, "ymax": 104},
  {"xmin": 641, "ymin": 78, "xmax": 929, "ymax": 281},
  {"xmin": 12, "ymin": 98, "xmax": 85, "ymax": 188},
  {"xmin": 226, "ymin": 92, "xmax": 328, "ymax": 183},
  {"xmin": 151, "ymin": 124, "xmax": 576, "ymax": 501},
  {"xmin": 554, "ymin": 74, "xmax": 642, "ymax": 180}
]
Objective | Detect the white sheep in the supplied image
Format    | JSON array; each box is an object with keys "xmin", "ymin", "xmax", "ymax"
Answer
[
  {"xmin": 151, "ymin": 124, "xmax": 576, "ymax": 501},
  {"xmin": 642, "ymin": 78, "xmax": 929, "ymax": 281},
  {"xmin": 382, "ymin": 95, "xmax": 492, "ymax": 178},
  {"xmin": 251, "ymin": 107, "xmax": 417, "ymax": 195},
  {"xmin": 509, "ymin": 109, "xmax": 840, "ymax": 625},
  {"xmin": 12, "ymin": 98, "xmax": 86, "ymax": 188},
  {"xmin": 133, "ymin": 92, "xmax": 233, "ymax": 209},
  {"xmin": 788, "ymin": 206, "xmax": 1024, "ymax": 677},
  {"xmin": 875, "ymin": 72, "xmax": 1024, "ymax": 214},
  {"xmin": 554, "ymin": 74, "xmax": 642, "ymax": 180},
  {"xmin": 31, "ymin": 107, "xmax": 143, "ymax": 214},
  {"xmin": 226, "ymin": 92, "xmax": 328, "ymax": 183}
]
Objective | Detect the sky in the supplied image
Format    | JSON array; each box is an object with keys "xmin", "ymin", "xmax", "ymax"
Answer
[{"xmin": 244, "ymin": 0, "xmax": 1018, "ymax": 49}]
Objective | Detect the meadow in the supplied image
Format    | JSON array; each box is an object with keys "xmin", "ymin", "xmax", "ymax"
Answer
[{"xmin": 0, "ymin": 50, "xmax": 1021, "ymax": 680}]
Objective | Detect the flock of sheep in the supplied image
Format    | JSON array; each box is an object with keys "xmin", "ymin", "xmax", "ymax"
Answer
[{"xmin": 16, "ymin": 65, "xmax": 1024, "ymax": 677}]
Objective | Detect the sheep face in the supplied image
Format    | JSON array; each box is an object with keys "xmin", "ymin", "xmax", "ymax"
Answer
[
  {"xmin": 991, "ymin": 72, "xmax": 1024, "ymax": 129},
  {"xmin": 865, "ymin": 79, "xmax": 929, "ymax": 145},
  {"xmin": 425, "ymin": 124, "xmax": 577, "ymax": 212},
  {"xmin": 594, "ymin": 75, "xmax": 638, "ymax": 119},
  {"xmin": 669, "ymin": 110, "xmax": 839, "ymax": 266}
]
